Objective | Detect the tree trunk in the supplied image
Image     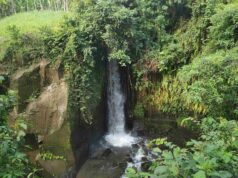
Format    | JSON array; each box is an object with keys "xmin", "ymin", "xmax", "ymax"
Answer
[
  {"xmin": 39, "ymin": 0, "xmax": 44, "ymax": 10},
  {"xmin": 34, "ymin": 0, "xmax": 37, "ymax": 10},
  {"xmin": 26, "ymin": 0, "xmax": 29, "ymax": 11},
  {"xmin": 48, "ymin": 0, "xmax": 51, "ymax": 10},
  {"xmin": 10, "ymin": 0, "xmax": 16, "ymax": 14},
  {"xmin": 63, "ymin": 0, "xmax": 69, "ymax": 11}
]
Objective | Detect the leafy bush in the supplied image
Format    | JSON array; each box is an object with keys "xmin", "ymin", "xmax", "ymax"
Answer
[
  {"xmin": 0, "ymin": 122, "xmax": 29, "ymax": 178},
  {"xmin": 0, "ymin": 76, "xmax": 16, "ymax": 123},
  {"xmin": 144, "ymin": 47, "xmax": 238, "ymax": 119},
  {"xmin": 126, "ymin": 117, "xmax": 238, "ymax": 178},
  {"xmin": 2, "ymin": 25, "xmax": 44, "ymax": 66},
  {"xmin": 133, "ymin": 0, "xmax": 238, "ymax": 114},
  {"xmin": 209, "ymin": 3, "xmax": 238, "ymax": 50},
  {"xmin": 0, "ymin": 76, "xmax": 38, "ymax": 178}
]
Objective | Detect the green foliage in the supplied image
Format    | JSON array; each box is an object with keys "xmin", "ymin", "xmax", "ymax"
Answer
[
  {"xmin": 38, "ymin": 151, "xmax": 65, "ymax": 161},
  {"xmin": 0, "ymin": 76, "xmax": 16, "ymax": 123},
  {"xmin": 133, "ymin": 102, "xmax": 145, "ymax": 120},
  {"xmin": 0, "ymin": 10, "xmax": 66, "ymax": 62},
  {"xmin": 0, "ymin": 76, "xmax": 38, "ymax": 178},
  {"xmin": 134, "ymin": 0, "xmax": 238, "ymax": 120},
  {"xmin": 177, "ymin": 117, "xmax": 200, "ymax": 131},
  {"xmin": 126, "ymin": 117, "xmax": 238, "ymax": 178},
  {"xmin": 179, "ymin": 49, "xmax": 237, "ymax": 117},
  {"xmin": 133, "ymin": 0, "xmax": 221, "ymax": 93},
  {"xmin": 41, "ymin": 0, "xmax": 182, "ymax": 123},
  {"xmin": 149, "ymin": 48, "xmax": 238, "ymax": 119},
  {"xmin": 0, "ymin": 122, "xmax": 40, "ymax": 178},
  {"xmin": 209, "ymin": 3, "xmax": 238, "ymax": 50},
  {"xmin": 2, "ymin": 25, "xmax": 44, "ymax": 65},
  {"xmin": 0, "ymin": 1, "xmax": 237, "ymax": 177},
  {"xmin": 0, "ymin": 125, "xmax": 29, "ymax": 177}
]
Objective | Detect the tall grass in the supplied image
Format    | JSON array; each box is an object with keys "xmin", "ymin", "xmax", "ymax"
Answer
[
  {"xmin": 0, "ymin": 10, "xmax": 68, "ymax": 61},
  {"xmin": 0, "ymin": 10, "xmax": 67, "ymax": 37}
]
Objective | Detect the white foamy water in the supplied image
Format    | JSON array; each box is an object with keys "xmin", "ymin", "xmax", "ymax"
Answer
[
  {"xmin": 133, "ymin": 147, "xmax": 145, "ymax": 170},
  {"xmin": 121, "ymin": 146, "xmax": 147, "ymax": 178},
  {"xmin": 105, "ymin": 132, "xmax": 136, "ymax": 147},
  {"xmin": 105, "ymin": 60, "xmax": 136, "ymax": 147}
]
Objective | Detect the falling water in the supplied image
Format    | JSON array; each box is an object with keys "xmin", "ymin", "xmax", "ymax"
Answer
[{"xmin": 105, "ymin": 60, "xmax": 136, "ymax": 147}]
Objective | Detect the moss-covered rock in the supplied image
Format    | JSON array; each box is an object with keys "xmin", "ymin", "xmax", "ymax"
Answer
[{"xmin": 43, "ymin": 122, "xmax": 75, "ymax": 167}]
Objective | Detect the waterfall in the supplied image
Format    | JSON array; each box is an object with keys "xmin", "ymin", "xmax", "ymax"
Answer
[{"xmin": 105, "ymin": 60, "xmax": 136, "ymax": 147}]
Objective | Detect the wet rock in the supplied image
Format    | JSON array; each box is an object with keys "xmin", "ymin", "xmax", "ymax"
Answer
[
  {"xmin": 140, "ymin": 156, "xmax": 151, "ymax": 171},
  {"xmin": 77, "ymin": 159, "xmax": 124, "ymax": 178},
  {"xmin": 38, "ymin": 159, "xmax": 67, "ymax": 178},
  {"xmin": 77, "ymin": 143, "xmax": 130, "ymax": 178},
  {"xmin": 43, "ymin": 59, "xmax": 64, "ymax": 85},
  {"xmin": 131, "ymin": 144, "xmax": 139, "ymax": 152},
  {"xmin": 25, "ymin": 134, "xmax": 38, "ymax": 150},
  {"xmin": 101, "ymin": 148, "xmax": 112, "ymax": 158},
  {"xmin": 141, "ymin": 157, "xmax": 148, "ymax": 162},
  {"xmin": 141, "ymin": 161, "xmax": 151, "ymax": 172},
  {"xmin": 118, "ymin": 161, "xmax": 127, "ymax": 168},
  {"xmin": 133, "ymin": 121, "xmax": 145, "ymax": 134},
  {"xmin": 139, "ymin": 140, "xmax": 144, "ymax": 145},
  {"xmin": 142, "ymin": 147, "xmax": 149, "ymax": 156},
  {"xmin": 112, "ymin": 161, "xmax": 118, "ymax": 168},
  {"xmin": 43, "ymin": 123, "xmax": 75, "ymax": 165},
  {"xmin": 62, "ymin": 166, "xmax": 77, "ymax": 178},
  {"xmin": 136, "ymin": 130, "xmax": 146, "ymax": 137},
  {"xmin": 125, "ymin": 157, "xmax": 133, "ymax": 163}
]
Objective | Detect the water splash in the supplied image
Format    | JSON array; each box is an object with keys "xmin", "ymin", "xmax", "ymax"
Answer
[{"xmin": 105, "ymin": 60, "xmax": 136, "ymax": 147}]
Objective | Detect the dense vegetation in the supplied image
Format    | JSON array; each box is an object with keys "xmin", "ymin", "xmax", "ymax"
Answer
[
  {"xmin": 126, "ymin": 117, "xmax": 238, "ymax": 178},
  {"xmin": 0, "ymin": 0, "xmax": 237, "ymax": 177},
  {"xmin": 0, "ymin": 77, "xmax": 39, "ymax": 177}
]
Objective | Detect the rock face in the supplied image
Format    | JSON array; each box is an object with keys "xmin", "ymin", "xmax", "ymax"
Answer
[
  {"xmin": 10, "ymin": 59, "xmax": 75, "ymax": 177},
  {"xmin": 9, "ymin": 59, "xmax": 108, "ymax": 177},
  {"xmin": 11, "ymin": 63, "xmax": 42, "ymax": 112},
  {"xmin": 25, "ymin": 81, "xmax": 68, "ymax": 135},
  {"xmin": 10, "ymin": 59, "xmax": 64, "ymax": 112}
]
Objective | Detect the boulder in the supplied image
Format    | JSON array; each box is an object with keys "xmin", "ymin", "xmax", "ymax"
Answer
[
  {"xmin": 9, "ymin": 60, "xmax": 74, "ymax": 177},
  {"xmin": 43, "ymin": 122, "xmax": 75, "ymax": 167},
  {"xmin": 25, "ymin": 81, "xmax": 68, "ymax": 136},
  {"xmin": 44, "ymin": 59, "xmax": 64, "ymax": 84},
  {"xmin": 11, "ymin": 63, "xmax": 41, "ymax": 112},
  {"xmin": 10, "ymin": 59, "xmax": 64, "ymax": 112},
  {"xmin": 38, "ymin": 159, "xmax": 67, "ymax": 178}
]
